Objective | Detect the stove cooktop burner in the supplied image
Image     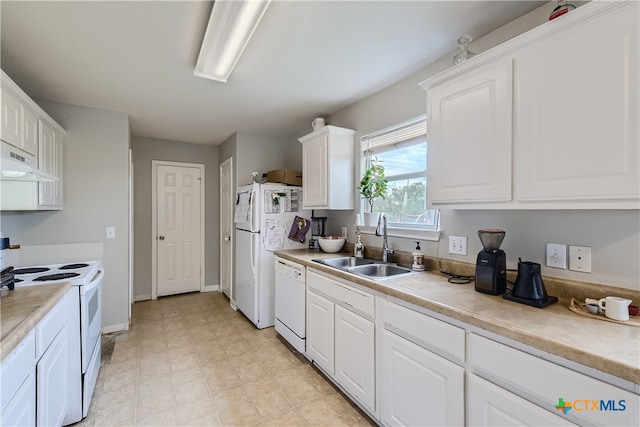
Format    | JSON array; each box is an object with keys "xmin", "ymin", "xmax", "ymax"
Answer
[
  {"xmin": 34, "ymin": 272, "xmax": 81, "ymax": 282},
  {"xmin": 60, "ymin": 263, "xmax": 90, "ymax": 270},
  {"xmin": 14, "ymin": 267, "xmax": 51, "ymax": 275}
]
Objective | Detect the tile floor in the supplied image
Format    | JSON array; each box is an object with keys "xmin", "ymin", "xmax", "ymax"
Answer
[{"xmin": 76, "ymin": 291, "xmax": 375, "ymax": 426}]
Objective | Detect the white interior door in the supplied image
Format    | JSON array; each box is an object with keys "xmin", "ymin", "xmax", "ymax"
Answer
[
  {"xmin": 219, "ymin": 158, "xmax": 233, "ymax": 302},
  {"xmin": 156, "ymin": 164, "xmax": 202, "ymax": 297}
]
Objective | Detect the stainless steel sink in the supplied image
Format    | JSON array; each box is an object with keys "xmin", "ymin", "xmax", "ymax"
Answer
[
  {"xmin": 348, "ymin": 263, "xmax": 413, "ymax": 278},
  {"xmin": 313, "ymin": 257, "xmax": 414, "ymax": 280},
  {"xmin": 315, "ymin": 257, "xmax": 375, "ymax": 268}
]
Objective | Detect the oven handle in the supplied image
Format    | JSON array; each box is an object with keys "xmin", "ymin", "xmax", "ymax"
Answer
[{"xmin": 81, "ymin": 268, "xmax": 104, "ymax": 295}]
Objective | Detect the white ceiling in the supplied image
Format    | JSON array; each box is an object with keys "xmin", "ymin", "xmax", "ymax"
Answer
[{"xmin": 1, "ymin": 0, "xmax": 546, "ymax": 146}]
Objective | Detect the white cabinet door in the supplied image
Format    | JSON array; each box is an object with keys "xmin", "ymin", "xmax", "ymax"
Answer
[
  {"xmin": 426, "ymin": 59, "xmax": 513, "ymax": 205},
  {"xmin": 515, "ymin": 3, "xmax": 639, "ymax": 204},
  {"xmin": 37, "ymin": 325, "xmax": 68, "ymax": 427},
  {"xmin": 1, "ymin": 331, "xmax": 36, "ymax": 427},
  {"xmin": 0, "ymin": 371, "xmax": 36, "ymax": 427},
  {"xmin": 468, "ymin": 374, "xmax": 576, "ymax": 426},
  {"xmin": 0, "ymin": 87, "xmax": 38, "ymax": 156},
  {"xmin": 306, "ymin": 290, "xmax": 334, "ymax": 375},
  {"xmin": 38, "ymin": 121, "xmax": 63, "ymax": 209},
  {"xmin": 334, "ymin": 305, "xmax": 375, "ymax": 412},
  {"xmin": 301, "ymin": 134, "xmax": 328, "ymax": 208},
  {"xmin": 299, "ymin": 125, "xmax": 355, "ymax": 210},
  {"xmin": 381, "ymin": 330, "xmax": 464, "ymax": 427},
  {"xmin": 22, "ymin": 106, "xmax": 39, "ymax": 156},
  {"xmin": 0, "ymin": 87, "xmax": 22, "ymax": 148}
]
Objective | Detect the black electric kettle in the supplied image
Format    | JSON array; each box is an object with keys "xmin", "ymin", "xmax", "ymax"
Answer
[
  {"xmin": 503, "ymin": 258, "xmax": 558, "ymax": 308},
  {"xmin": 512, "ymin": 259, "xmax": 547, "ymax": 301}
]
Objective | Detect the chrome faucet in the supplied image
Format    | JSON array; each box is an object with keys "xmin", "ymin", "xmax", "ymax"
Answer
[{"xmin": 375, "ymin": 214, "xmax": 394, "ymax": 263}]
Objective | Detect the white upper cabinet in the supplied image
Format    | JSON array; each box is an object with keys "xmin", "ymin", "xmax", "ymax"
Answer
[
  {"xmin": 0, "ymin": 70, "xmax": 65, "ymax": 211},
  {"xmin": 299, "ymin": 125, "xmax": 355, "ymax": 210},
  {"xmin": 427, "ymin": 59, "xmax": 513, "ymax": 204},
  {"xmin": 420, "ymin": 1, "xmax": 639, "ymax": 209},
  {"xmin": 1, "ymin": 87, "xmax": 38, "ymax": 157},
  {"xmin": 1, "ymin": 87, "xmax": 23, "ymax": 149},
  {"xmin": 22, "ymin": 105, "xmax": 39, "ymax": 157},
  {"xmin": 38, "ymin": 120, "xmax": 64, "ymax": 209},
  {"xmin": 514, "ymin": 4, "xmax": 639, "ymax": 204}
]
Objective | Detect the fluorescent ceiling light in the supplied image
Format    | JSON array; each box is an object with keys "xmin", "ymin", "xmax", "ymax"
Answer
[{"xmin": 195, "ymin": 0, "xmax": 271, "ymax": 83}]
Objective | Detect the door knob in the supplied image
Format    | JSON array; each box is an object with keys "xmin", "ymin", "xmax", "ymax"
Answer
[
  {"xmin": 224, "ymin": 236, "xmax": 231, "ymax": 242},
  {"xmin": 158, "ymin": 235, "xmax": 165, "ymax": 241}
]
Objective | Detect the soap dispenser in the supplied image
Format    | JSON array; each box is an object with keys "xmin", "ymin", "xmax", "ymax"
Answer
[
  {"xmin": 354, "ymin": 229, "xmax": 365, "ymax": 258},
  {"xmin": 412, "ymin": 241, "xmax": 424, "ymax": 271}
]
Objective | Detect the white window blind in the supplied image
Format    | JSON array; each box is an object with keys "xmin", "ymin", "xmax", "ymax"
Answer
[{"xmin": 361, "ymin": 117, "xmax": 427, "ymax": 152}]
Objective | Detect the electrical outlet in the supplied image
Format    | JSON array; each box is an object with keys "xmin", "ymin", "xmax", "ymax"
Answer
[
  {"xmin": 546, "ymin": 243, "xmax": 567, "ymax": 269},
  {"xmin": 449, "ymin": 236, "xmax": 467, "ymax": 256},
  {"xmin": 569, "ymin": 245, "xmax": 591, "ymax": 273}
]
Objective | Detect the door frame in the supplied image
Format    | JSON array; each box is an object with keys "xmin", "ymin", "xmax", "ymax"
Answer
[
  {"xmin": 151, "ymin": 160, "xmax": 205, "ymax": 300},
  {"xmin": 219, "ymin": 157, "xmax": 234, "ymax": 304}
]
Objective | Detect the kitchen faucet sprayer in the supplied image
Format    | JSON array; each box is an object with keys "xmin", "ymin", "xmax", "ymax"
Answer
[{"xmin": 375, "ymin": 214, "xmax": 394, "ymax": 262}]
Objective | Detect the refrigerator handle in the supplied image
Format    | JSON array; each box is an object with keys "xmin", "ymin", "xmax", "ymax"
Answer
[{"xmin": 250, "ymin": 233, "xmax": 257, "ymax": 269}]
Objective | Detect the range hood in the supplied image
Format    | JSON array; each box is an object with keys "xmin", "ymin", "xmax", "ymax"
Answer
[{"xmin": 0, "ymin": 142, "xmax": 57, "ymax": 182}]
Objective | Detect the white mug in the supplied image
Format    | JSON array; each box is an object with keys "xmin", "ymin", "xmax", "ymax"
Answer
[
  {"xmin": 598, "ymin": 296, "xmax": 632, "ymax": 321},
  {"xmin": 312, "ymin": 118, "xmax": 326, "ymax": 131}
]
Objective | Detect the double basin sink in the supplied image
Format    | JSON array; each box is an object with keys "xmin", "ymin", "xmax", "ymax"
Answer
[{"xmin": 313, "ymin": 256, "xmax": 414, "ymax": 280}]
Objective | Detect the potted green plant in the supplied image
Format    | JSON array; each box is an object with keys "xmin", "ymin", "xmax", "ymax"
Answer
[{"xmin": 358, "ymin": 157, "xmax": 388, "ymax": 226}]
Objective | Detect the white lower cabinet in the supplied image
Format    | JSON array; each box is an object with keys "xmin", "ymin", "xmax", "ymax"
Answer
[
  {"xmin": 381, "ymin": 329, "xmax": 464, "ymax": 427},
  {"xmin": 306, "ymin": 290, "xmax": 335, "ymax": 375},
  {"xmin": 468, "ymin": 374, "xmax": 575, "ymax": 426},
  {"xmin": 305, "ymin": 270, "xmax": 638, "ymax": 427},
  {"xmin": 1, "ymin": 290, "xmax": 72, "ymax": 427},
  {"xmin": 306, "ymin": 269, "xmax": 376, "ymax": 413},
  {"xmin": 1, "ymin": 331, "xmax": 36, "ymax": 426},
  {"xmin": 381, "ymin": 301, "xmax": 465, "ymax": 427},
  {"xmin": 468, "ymin": 333, "xmax": 639, "ymax": 426},
  {"xmin": 37, "ymin": 324, "xmax": 69, "ymax": 427},
  {"xmin": 334, "ymin": 305, "xmax": 375, "ymax": 412}
]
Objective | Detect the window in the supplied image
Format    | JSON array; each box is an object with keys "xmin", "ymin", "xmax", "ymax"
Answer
[{"xmin": 361, "ymin": 116, "xmax": 439, "ymax": 233}]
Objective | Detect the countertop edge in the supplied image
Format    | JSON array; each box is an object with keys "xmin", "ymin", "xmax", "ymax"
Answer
[
  {"xmin": 275, "ymin": 250, "xmax": 640, "ymax": 385},
  {"xmin": 1, "ymin": 282, "xmax": 71, "ymax": 361}
]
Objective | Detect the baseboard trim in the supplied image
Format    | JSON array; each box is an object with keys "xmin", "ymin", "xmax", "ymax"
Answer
[
  {"xmin": 133, "ymin": 294, "xmax": 151, "ymax": 302},
  {"xmin": 203, "ymin": 284, "xmax": 219, "ymax": 293}
]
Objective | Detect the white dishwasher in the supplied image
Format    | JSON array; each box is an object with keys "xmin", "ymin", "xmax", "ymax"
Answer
[{"xmin": 274, "ymin": 257, "xmax": 306, "ymax": 353}]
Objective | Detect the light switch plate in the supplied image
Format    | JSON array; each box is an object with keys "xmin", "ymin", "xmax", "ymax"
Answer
[
  {"xmin": 449, "ymin": 236, "xmax": 467, "ymax": 256},
  {"xmin": 546, "ymin": 243, "xmax": 567, "ymax": 269},
  {"xmin": 569, "ymin": 245, "xmax": 591, "ymax": 273},
  {"xmin": 106, "ymin": 226, "xmax": 116, "ymax": 239}
]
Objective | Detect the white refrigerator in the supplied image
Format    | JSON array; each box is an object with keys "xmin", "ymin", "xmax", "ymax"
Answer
[{"xmin": 234, "ymin": 183, "xmax": 311, "ymax": 329}]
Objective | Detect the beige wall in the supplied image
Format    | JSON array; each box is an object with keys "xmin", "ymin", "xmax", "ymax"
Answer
[
  {"xmin": 0, "ymin": 101, "xmax": 132, "ymax": 329},
  {"xmin": 324, "ymin": 2, "xmax": 640, "ymax": 290},
  {"xmin": 131, "ymin": 137, "xmax": 219, "ymax": 299}
]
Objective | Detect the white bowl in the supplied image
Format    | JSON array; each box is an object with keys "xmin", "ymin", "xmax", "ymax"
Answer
[{"xmin": 318, "ymin": 237, "xmax": 345, "ymax": 253}]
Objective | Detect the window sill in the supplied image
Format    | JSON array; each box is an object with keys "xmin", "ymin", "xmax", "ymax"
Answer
[{"xmin": 358, "ymin": 226, "xmax": 441, "ymax": 242}]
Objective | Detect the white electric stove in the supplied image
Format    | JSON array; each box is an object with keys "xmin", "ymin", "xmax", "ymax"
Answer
[{"xmin": 14, "ymin": 261, "xmax": 103, "ymax": 424}]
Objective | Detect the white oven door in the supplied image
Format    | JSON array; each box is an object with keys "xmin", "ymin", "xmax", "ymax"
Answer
[{"xmin": 80, "ymin": 268, "xmax": 103, "ymax": 373}]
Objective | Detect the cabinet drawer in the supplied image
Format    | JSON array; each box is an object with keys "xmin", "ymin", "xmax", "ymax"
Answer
[
  {"xmin": 36, "ymin": 295, "xmax": 67, "ymax": 359},
  {"xmin": 468, "ymin": 333, "xmax": 639, "ymax": 426},
  {"xmin": 1, "ymin": 330, "xmax": 36, "ymax": 412},
  {"xmin": 307, "ymin": 270, "xmax": 374, "ymax": 318},
  {"xmin": 384, "ymin": 301, "xmax": 465, "ymax": 363}
]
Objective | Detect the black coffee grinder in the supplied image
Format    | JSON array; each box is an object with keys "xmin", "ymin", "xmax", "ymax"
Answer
[{"xmin": 475, "ymin": 229, "xmax": 507, "ymax": 295}]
